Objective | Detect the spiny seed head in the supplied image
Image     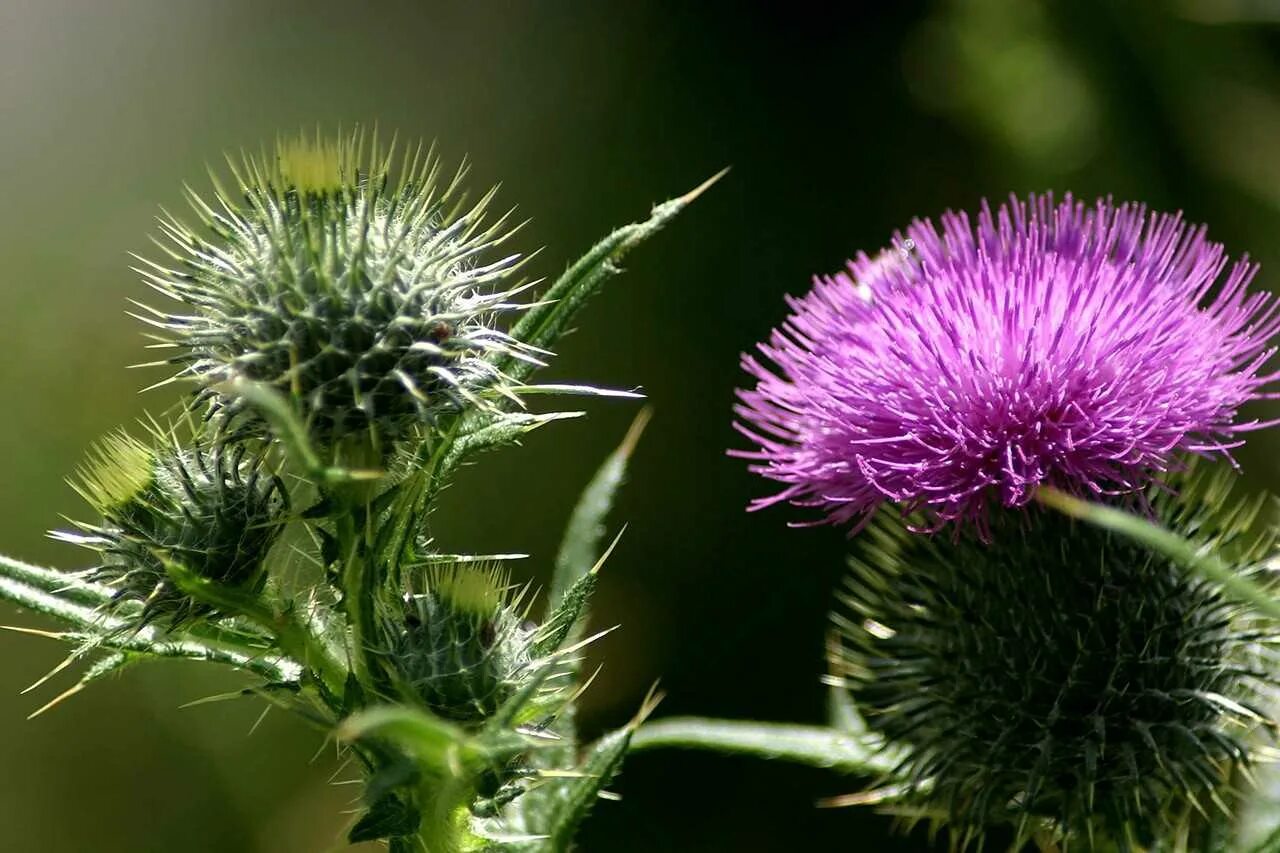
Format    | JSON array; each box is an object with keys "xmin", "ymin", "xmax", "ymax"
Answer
[
  {"xmin": 135, "ymin": 128, "xmax": 538, "ymax": 447},
  {"xmin": 393, "ymin": 562, "xmax": 536, "ymax": 723},
  {"xmin": 54, "ymin": 428, "xmax": 288, "ymax": 627},
  {"xmin": 736, "ymin": 193, "xmax": 1280, "ymax": 534},
  {"xmin": 830, "ymin": 459, "xmax": 1280, "ymax": 849}
]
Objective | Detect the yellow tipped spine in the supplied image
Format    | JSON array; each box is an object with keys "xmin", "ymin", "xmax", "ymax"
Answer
[{"xmin": 70, "ymin": 431, "xmax": 155, "ymax": 513}]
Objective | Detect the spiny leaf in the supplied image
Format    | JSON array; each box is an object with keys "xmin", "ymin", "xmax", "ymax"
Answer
[
  {"xmin": 0, "ymin": 562, "xmax": 294, "ymax": 684},
  {"xmin": 223, "ymin": 378, "xmax": 383, "ymax": 484},
  {"xmin": 339, "ymin": 705, "xmax": 475, "ymax": 779},
  {"xmin": 0, "ymin": 552, "xmax": 116, "ymax": 610},
  {"xmin": 441, "ymin": 411, "xmax": 585, "ymax": 477},
  {"xmin": 501, "ymin": 170, "xmax": 726, "ymax": 383},
  {"xmin": 550, "ymin": 408, "xmax": 649, "ymax": 612},
  {"xmin": 349, "ymin": 791, "xmax": 419, "ymax": 844},
  {"xmin": 164, "ymin": 559, "xmax": 346, "ymax": 695},
  {"xmin": 532, "ymin": 686, "xmax": 663, "ymax": 852},
  {"xmin": 628, "ymin": 716, "xmax": 901, "ymax": 776}
]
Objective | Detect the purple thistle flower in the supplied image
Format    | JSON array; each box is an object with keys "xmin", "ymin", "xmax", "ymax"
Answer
[{"xmin": 734, "ymin": 192, "xmax": 1280, "ymax": 532}]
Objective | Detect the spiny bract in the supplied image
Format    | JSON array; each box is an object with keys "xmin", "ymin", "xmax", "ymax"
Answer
[
  {"xmin": 736, "ymin": 193, "xmax": 1280, "ymax": 534},
  {"xmin": 134, "ymin": 129, "xmax": 538, "ymax": 447},
  {"xmin": 54, "ymin": 427, "xmax": 287, "ymax": 627},
  {"xmin": 830, "ymin": 460, "xmax": 1280, "ymax": 850},
  {"xmin": 392, "ymin": 562, "xmax": 537, "ymax": 724}
]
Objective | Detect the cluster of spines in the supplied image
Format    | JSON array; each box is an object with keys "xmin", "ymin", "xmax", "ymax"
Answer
[
  {"xmin": 54, "ymin": 423, "xmax": 288, "ymax": 628},
  {"xmin": 131, "ymin": 128, "xmax": 543, "ymax": 447},
  {"xmin": 829, "ymin": 459, "xmax": 1280, "ymax": 850},
  {"xmin": 365, "ymin": 556, "xmax": 611, "ymax": 842},
  {"xmin": 392, "ymin": 562, "xmax": 538, "ymax": 723}
]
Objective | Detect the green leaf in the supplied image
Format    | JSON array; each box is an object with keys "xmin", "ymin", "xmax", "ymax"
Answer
[
  {"xmin": 550, "ymin": 408, "xmax": 650, "ymax": 613},
  {"xmin": 441, "ymin": 411, "xmax": 585, "ymax": 479},
  {"xmin": 349, "ymin": 791, "xmax": 420, "ymax": 843},
  {"xmin": 0, "ymin": 559, "xmax": 295, "ymax": 685},
  {"xmin": 222, "ymin": 377, "xmax": 383, "ymax": 484},
  {"xmin": 500, "ymin": 171, "xmax": 726, "ymax": 384},
  {"xmin": 341, "ymin": 706, "xmax": 472, "ymax": 777},
  {"xmin": 164, "ymin": 559, "xmax": 347, "ymax": 696},
  {"xmin": 0, "ymin": 553, "xmax": 115, "ymax": 610},
  {"xmin": 1245, "ymin": 822, "xmax": 1280, "ymax": 853},
  {"xmin": 627, "ymin": 716, "xmax": 902, "ymax": 776},
  {"xmin": 375, "ymin": 410, "xmax": 584, "ymax": 574},
  {"xmin": 533, "ymin": 688, "xmax": 663, "ymax": 852}
]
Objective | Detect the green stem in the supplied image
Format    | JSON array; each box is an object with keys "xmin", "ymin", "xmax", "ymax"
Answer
[
  {"xmin": 0, "ymin": 555, "xmax": 295, "ymax": 683},
  {"xmin": 1036, "ymin": 487, "xmax": 1280, "ymax": 621},
  {"xmin": 167, "ymin": 562, "xmax": 349, "ymax": 699},
  {"xmin": 628, "ymin": 717, "xmax": 901, "ymax": 776},
  {"xmin": 337, "ymin": 510, "xmax": 372, "ymax": 687}
]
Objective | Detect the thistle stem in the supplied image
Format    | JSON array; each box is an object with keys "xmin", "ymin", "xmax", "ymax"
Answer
[{"xmin": 628, "ymin": 716, "xmax": 899, "ymax": 776}]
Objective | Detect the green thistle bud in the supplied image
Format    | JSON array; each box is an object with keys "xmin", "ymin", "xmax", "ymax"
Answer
[
  {"xmin": 830, "ymin": 460, "xmax": 1279, "ymax": 849},
  {"xmin": 55, "ymin": 429, "xmax": 287, "ymax": 627},
  {"xmin": 393, "ymin": 563, "xmax": 536, "ymax": 723},
  {"xmin": 134, "ymin": 129, "xmax": 534, "ymax": 446}
]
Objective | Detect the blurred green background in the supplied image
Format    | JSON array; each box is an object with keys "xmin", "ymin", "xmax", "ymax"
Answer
[{"xmin": 3, "ymin": 1, "xmax": 1280, "ymax": 850}]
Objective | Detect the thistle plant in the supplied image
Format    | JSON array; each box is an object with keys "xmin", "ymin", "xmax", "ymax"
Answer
[
  {"xmin": 733, "ymin": 194, "xmax": 1280, "ymax": 532},
  {"xmin": 831, "ymin": 461, "xmax": 1279, "ymax": 849},
  {"xmin": 633, "ymin": 193, "xmax": 1280, "ymax": 852},
  {"xmin": 0, "ymin": 128, "xmax": 715, "ymax": 851},
  {"xmin": 55, "ymin": 423, "xmax": 287, "ymax": 627}
]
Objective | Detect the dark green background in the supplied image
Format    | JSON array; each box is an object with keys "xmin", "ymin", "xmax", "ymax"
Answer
[{"xmin": 3, "ymin": 1, "xmax": 1280, "ymax": 850}]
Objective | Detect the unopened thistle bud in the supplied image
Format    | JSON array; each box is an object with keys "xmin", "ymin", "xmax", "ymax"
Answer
[
  {"xmin": 393, "ymin": 562, "xmax": 536, "ymax": 723},
  {"xmin": 134, "ymin": 129, "xmax": 535, "ymax": 447},
  {"xmin": 830, "ymin": 460, "xmax": 1280, "ymax": 849},
  {"xmin": 55, "ymin": 430, "xmax": 287, "ymax": 627}
]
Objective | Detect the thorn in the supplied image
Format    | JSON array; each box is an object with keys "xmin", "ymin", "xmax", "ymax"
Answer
[
  {"xmin": 675, "ymin": 167, "xmax": 730, "ymax": 207},
  {"xmin": 21, "ymin": 653, "xmax": 79, "ymax": 695},
  {"xmin": 618, "ymin": 407, "xmax": 653, "ymax": 460},
  {"xmin": 817, "ymin": 783, "xmax": 910, "ymax": 808},
  {"xmin": 628, "ymin": 681, "xmax": 665, "ymax": 729},
  {"xmin": 590, "ymin": 525, "xmax": 627, "ymax": 577},
  {"xmin": 537, "ymin": 769, "xmax": 596, "ymax": 779},
  {"xmin": 0, "ymin": 625, "xmax": 71, "ymax": 641},
  {"xmin": 247, "ymin": 704, "xmax": 271, "ymax": 737},
  {"xmin": 554, "ymin": 624, "xmax": 619, "ymax": 658},
  {"xmin": 27, "ymin": 682, "xmax": 86, "ymax": 719}
]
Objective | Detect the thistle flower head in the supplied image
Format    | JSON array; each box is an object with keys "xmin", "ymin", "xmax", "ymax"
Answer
[
  {"xmin": 736, "ymin": 193, "xmax": 1280, "ymax": 531},
  {"xmin": 55, "ymin": 427, "xmax": 288, "ymax": 627},
  {"xmin": 393, "ymin": 562, "xmax": 537, "ymax": 723},
  {"xmin": 135, "ymin": 129, "xmax": 536, "ymax": 446},
  {"xmin": 830, "ymin": 460, "xmax": 1280, "ymax": 847}
]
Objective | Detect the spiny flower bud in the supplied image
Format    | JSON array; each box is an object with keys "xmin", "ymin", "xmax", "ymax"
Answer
[
  {"xmin": 54, "ymin": 429, "xmax": 287, "ymax": 627},
  {"xmin": 393, "ymin": 562, "xmax": 536, "ymax": 723},
  {"xmin": 830, "ymin": 460, "xmax": 1279, "ymax": 849},
  {"xmin": 134, "ymin": 129, "xmax": 535, "ymax": 446}
]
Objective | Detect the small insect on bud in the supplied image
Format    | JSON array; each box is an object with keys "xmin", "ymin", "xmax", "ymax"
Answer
[
  {"xmin": 54, "ymin": 429, "xmax": 287, "ymax": 628},
  {"xmin": 830, "ymin": 460, "xmax": 1280, "ymax": 850},
  {"xmin": 134, "ymin": 128, "xmax": 538, "ymax": 449},
  {"xmin": 393, "ymin": 563, "xmax": 537, "ymax": 723}
]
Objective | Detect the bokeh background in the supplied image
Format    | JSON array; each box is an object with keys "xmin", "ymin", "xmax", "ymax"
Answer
[{"xmin": 3, "ymin": 1, "xmax": 1280, "ymax": 850}]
